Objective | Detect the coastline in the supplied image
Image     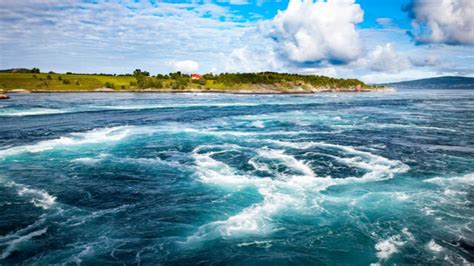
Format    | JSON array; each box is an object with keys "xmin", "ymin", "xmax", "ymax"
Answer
[{"xmin": 2, "ymin": 87, "xmax": 396, "ymax": 95}]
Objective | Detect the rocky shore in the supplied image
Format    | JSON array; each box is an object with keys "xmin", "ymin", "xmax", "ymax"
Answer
[
  {"xmin": 0, "ymin": 89, "xmax": 9, "ymax": 99},
  {"xmin": 2, "ymin": 86, "xmax": 394, "ymax": 95}
]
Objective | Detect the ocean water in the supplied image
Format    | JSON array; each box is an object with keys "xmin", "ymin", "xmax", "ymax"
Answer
[{"xmin": 0, "ymin": 90, "xmax": 473, "ymax": 265}]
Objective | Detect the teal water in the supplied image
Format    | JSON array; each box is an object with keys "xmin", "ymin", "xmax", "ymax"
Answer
[{"xmin": 0, "ymin": 91, "xmax": 473, "ymax": 265}]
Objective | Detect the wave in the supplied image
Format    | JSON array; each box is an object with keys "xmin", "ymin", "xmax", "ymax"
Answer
[
  {"xmin": 3, "ymin": 181, "xmax": 56, "ymax": 210},
  {"xmin": 187, "ymin": 140, "xmax": 410, "ymax": 242},
  {"xmin": 237, "ymin": 240, "xmax": 272, "ymax": 248},
  {"xmin": 0, "ymin": 217, "xmax": 48, "ymax": 260},
  {"xmin": 71, "ymin": 153, "xmax": 109, "ymax": 165},
  {"xmin": 0, "ymin": 126, "xmax": 149, "ymax": 159},
  {"xmin": 0, "ymin": 108, "xmax": 68, "ymax": 117},
  {"xmin": 374, "ymin": 235, "xmax": 405, "ymax": 261},
  {"xmin": 269, "ymin": 140, "xmax": 409, "ymax": 183},
  {"xmin": 334, "ymin": 123, "xmax": 456, "ymax": 132},
  {"xmin": 426, "ymin": 239, "xmax": 444, "ymax": 253},
  {"xmin": 0, "ymin": 228, "xmax": 47, "ymax": 259},
  {"xmin": 93, "ymin": 102, "xmax": 263, "ymax": 111},
  {"xmin": 423, "ymin": 173, "xmax": 474, "ymax": 186}
]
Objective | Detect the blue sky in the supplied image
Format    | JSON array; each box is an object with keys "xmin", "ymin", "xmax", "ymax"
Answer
[{"xmin": 0, "ymin": 0, "xmax": 473, "ymax": 83}]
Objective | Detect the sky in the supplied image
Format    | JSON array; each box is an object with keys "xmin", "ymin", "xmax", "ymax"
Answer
[{"xmin": 0, "ymin": 0, "xmax": 473, "ymax": 83}]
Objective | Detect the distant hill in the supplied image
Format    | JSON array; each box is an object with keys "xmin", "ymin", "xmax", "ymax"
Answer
[
  {"xmin": 385, "ymin": 76, "xmax": 474, "ymax": 90},
  {"xmin": 0, "ymin": 68, "xmax": 39, "ymax": 73}
]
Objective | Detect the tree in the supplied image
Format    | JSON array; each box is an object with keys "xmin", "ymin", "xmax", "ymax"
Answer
[
  {"xmin": 31, "ymin": 68, "xmax": 40, "ymax": 73},
  {"xmin": 104, "ymin": 82, "xmax": 115, "ymax": 89}
]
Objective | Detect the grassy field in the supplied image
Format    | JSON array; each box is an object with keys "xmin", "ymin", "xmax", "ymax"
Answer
[
  {"xmin": 0, "ymin": 72, "xmax": 376, "ymax": 93},
  {"xmin": 0, "ymin": 73, "xmax": 259, "ymax": 92},
  {"xmin": 0, "ymin": 73, "xmax": 136, "ymax": 91}
]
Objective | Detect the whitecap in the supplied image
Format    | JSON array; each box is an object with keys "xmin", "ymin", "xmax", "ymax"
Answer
[
  {"xmin": 93, "ymin": 102, "xmax": 262, "ymax": 111},
  {"xmin": 1, "ymin": 180, "xmax": 57, "ymax": 210},
  {"xmin": 0, "ymin": 228, "xmax": 47, "ymax": 259},
  {"xmin": 424, "ymin": 173, "xmax": 474, "ymax": 186},
  {"xmin": 237, "ymin": 240, "xmax": 272, "ymax": 248},
  {"xmin": 71, "ymin": 153, "xmax": 109, "ymax": 165},
  {"xmin": 374, "ymin": 235, "xmax": 405, "ymax": 260},
  {"xmin": 269, "ymin": 140, "xmax": 409, "ymax": 183},
  {"xmin": 250, "ymin": 120, "xmax": 265, "ymax": 128},
  {"xmin": 19, "ymin": 188, "xmax": 56, "ymax": 210},
  {"xmin": 0, "ymin": 126, "xmax": 150, "ymax": 159},
  {"xmin": 426, "ymin": 239, "xmax": 444, "ymax": 253},
  {"xmin": 0, "ymin": 108, "xmax": 68, "ymax": 117},
  {"xmin": 189, "ymin": 141, "xmax": 409, "ymax": 241}
]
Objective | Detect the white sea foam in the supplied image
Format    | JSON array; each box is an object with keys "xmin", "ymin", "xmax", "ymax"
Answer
[
  {"xmin": 374, "ymin": 235, "xmax": 405, "ymax": 260},
  {"xmin": 401, "ymin": 227, "xmax": 415, "ymax": 241},
  {"xmin": 18, "ymin": 187, "xmax": 56, "ymax": 210},
  {"xmin": 257, "ymin": 148, "xmax": 314, "ymax": 177},
  {"xmin": 0, "ymin": 108, "xmax": 68, "ymax": 117},
  {"xmin": 0, "ymin": 126, "xmax": 147, "ymax": 159},
  {"xmin": 69, "ymin": 245, "xmax": 94, "ymax": 264},
  {"xmin": 364, "ymin": 123, "xmax": 457, "ymax": 132},
  {"xmin": 2, "ymin": 181, "xmax": 57, "ymax": 210},
  {"xmin": 269, "ymin": 140, "xmax": 409, "ymax": 183},
  {"xmin": 0, "ymin": 228, "xmax": 47, "ymax": 259},
  {"xmin": 250, "ymin": 120, "xmax": 265, "ymax": 128},
  {"xmin": 72, "ymin": 153, "xmax": 109, "ymax": 165},
  {"xmin": 94, "ymin": 102, "xmax": 262, "ymax": 111},
  {"xmin": 190, "ymin": 140, "xmax": 410, "ymax": 241},
  {"xmin": 424, "ymin": 173, "xmax": 474, "ymax": 186},
  {"xmin": 237, "ymin": 240, "xmax": 272, "ymax": 248},
  {"xmin": 426, "ymin": 239, "xmax": 444, "ymax": 253}
]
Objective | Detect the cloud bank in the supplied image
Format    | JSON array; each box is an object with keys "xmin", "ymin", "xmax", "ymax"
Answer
[{"xmin": 406, "ymin": 0, "xmax": 474, "ymax": 45}]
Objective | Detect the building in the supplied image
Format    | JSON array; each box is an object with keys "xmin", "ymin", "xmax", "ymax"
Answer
[{"xmin": 191, "ymin": 74, "xmax": 203, "ymax": 80}]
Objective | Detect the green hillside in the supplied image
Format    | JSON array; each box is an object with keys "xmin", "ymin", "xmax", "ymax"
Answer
[
  {"xmin": 0, "ymin": 70, "xmax": 379, "ymax": 93},
  {"xmin": 0, "ymin": 73, "xmax": 135, "ymax": 91}
]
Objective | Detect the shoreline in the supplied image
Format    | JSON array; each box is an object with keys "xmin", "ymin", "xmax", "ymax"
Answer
[{"xmin": 3, "ymin": 87, "xmax": 396, "ymax": 95}]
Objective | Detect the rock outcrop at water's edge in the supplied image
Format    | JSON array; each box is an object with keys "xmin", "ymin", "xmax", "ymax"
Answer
[{"xmin": 0, "ymin": 94, "xmax": 9, "ymax": 99}]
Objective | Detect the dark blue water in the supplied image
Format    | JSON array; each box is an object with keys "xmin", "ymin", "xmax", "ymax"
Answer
[{"xmin": 0, "ymin": 91, "xmax": 473, "ymax": 265}]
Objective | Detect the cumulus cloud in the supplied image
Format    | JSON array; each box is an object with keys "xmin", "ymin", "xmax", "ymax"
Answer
[
  {"xmin": 265, "ymin": 0, "xmax": 364, "ymax": 65},
  {"xmin": 172, "ymin": 60, "xmax": 199, "ymax": 73},
  {"xmin": 406, "ymin": 0, "xmax": 474, "ymax": 45},
  {"xmin": 367, "ymin": 43, "xmax": 409, "ymax": 73}
]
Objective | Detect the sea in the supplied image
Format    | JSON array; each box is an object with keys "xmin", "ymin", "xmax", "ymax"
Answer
[{"xmin": 0, "ymin": 90, "xmax": 473, "ymax": 265}]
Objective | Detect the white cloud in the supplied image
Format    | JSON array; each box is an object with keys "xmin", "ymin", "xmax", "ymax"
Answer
[
  {"xmin": 376, "ymin": 17, "xmax": 395, "ymax": 28},
  {"xmin": 172, "ymin": 60, "xmax": 200, "ymax": 73},
  {"xmin": 407, "ymin": 0, "xmax": 474, "ymax": 45},
  {"xmin": 265, "ymin": 0, "xmax": 364, "ymax": 65},
  {"xmin": 223, "ymin": 47, "xmax": 282, "ymax": 73},
  {"xmin": 228, "ymin": 0, "xmax": 249, "ymax": 5},
  {"xmin": 0, "ymin": 1, "xmax": 250, "ymax": 74},
  {"xmin": 367, "ymin": 43, "xmax": 409, "ymax": 73}
]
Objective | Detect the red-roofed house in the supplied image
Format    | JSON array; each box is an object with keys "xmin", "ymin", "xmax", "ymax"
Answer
[{"xmin": 191, "ymin": 74, "xmax": 203, "ymax": 80}]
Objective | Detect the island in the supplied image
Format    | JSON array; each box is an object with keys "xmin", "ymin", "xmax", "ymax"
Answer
[{"xmin": 0, "ymin": 68, "xmax": 391, "ymax": 95}]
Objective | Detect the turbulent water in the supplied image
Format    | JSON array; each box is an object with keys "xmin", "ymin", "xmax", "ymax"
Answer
[{"xmin": 0, "ymin": 91, "xmax": 473, "ymax": 265}]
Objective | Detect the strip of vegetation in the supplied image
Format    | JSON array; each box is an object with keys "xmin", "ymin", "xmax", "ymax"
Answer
[{"xmin": 0, "ymin": 68, "xmax": 384, "ymax": 93}]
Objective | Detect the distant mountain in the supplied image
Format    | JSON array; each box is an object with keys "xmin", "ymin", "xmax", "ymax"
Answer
[{"xmin": 384, "ymin": 76, "xmax": 474, "ymax": 90}]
